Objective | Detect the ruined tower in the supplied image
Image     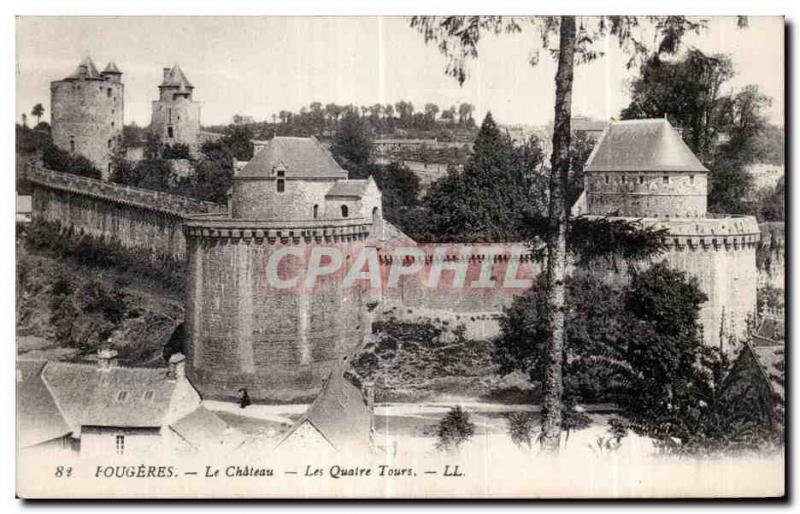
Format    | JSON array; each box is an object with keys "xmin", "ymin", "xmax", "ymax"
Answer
[
  {"xmin": 50, "ymin": 58, "xmax": 124, "ymax": 179},
  {"xmin": 581, "ymin": 119, "xmax": 760, "ymax": 349},
  {"xmin": 150, "ymin": 65, "xmax": 201, "ymax": 155},
  {"xmin": 183, "ymin": 137, "xmax": 383, "ymax": 402}
]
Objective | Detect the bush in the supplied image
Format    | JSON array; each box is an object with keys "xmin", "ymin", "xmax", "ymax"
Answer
[
  {"xmin": 162, "ymin": 143, "xmax": 191, "ymax": 160},
  {"xmin": 435, "ymin": 406, "xmax": 475, "ymax": 452},
  {"xmin": 506, "ymin": 412, "xmax": 536, "ymax": 450},
  {"xmin": 41, "ymin": 140, "xmax": 102, "ymax": 179}
]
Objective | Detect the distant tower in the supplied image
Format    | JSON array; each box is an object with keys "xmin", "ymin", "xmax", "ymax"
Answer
[
  {"xmin": 50, "ymin": 57, "xmax": 124, "ymax": 179},
  {"xmin": 150, "ymin": 65, "xmax": 201, "ymax": 155}
]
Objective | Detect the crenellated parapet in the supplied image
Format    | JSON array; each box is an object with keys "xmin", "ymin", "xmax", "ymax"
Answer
[
  {"xmin": 25, "ymin": 162, "xmax": 224, "ymax": 217},
  {"xmin": 183, "ymin": 215, "xmax": 372, "ymax": 245},
  {"xmin": 628, "ymin": 215, "xmax": 762, "ymax": 250}
]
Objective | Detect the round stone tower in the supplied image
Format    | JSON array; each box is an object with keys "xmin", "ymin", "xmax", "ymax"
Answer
[
  {"xmin": 582, "ymin": 119, "xmax": 760, "ymax": 351},
  {"xmin": 150, "ymin": 65, "xmax": 201, "ymax": 155},
  {"xmin": 50, "ymin": 58, "xmax": 124, "ymax": 179},
  {"xmin": 183, "ymin": 137, "xmax": 381, "ymax": 401}
]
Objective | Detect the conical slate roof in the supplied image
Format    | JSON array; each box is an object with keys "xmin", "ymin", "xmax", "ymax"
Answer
[
  {"xmin": 238, "ymin": 137, "xmax": 347, "ymax": 180},
  {"xmin": 160, "ymin": 64, "xmax": 194, "ymax": 90},
  {"xmin": 102, "ymin": 61, "xmax": 122, "ymax": 74},
  {"xmin": 65, "ymin": 57, "xmax": 102, "ymax": 80},
  {"xmin": 585, "ymin": 118, "xmax": 708, "ymax": 173}
]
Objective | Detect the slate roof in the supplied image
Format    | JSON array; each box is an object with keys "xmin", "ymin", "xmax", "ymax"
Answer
[
  {"xmin": 102, "ymin": 62, "xmax": 121, "ymax": 74},
  {"xmin": 64, "ymin": 57, "xmax": 102, "ymax": 80},
  {"xmin": 170, "ymin": 406, "xmax": 233, "ymax": 449},
  {"xmin": 751, "ymin": 344, "xmax": 785, "ymax": 401},
  {"xmin": 160, "ymin": 64, "xmax": 194, "ymax": 90},
  {"xmin": 42, "ymin": 362, "xmax": 177, "ymax": 429},
  {"xmin": 280, "ymin": 369, "xmax": 371, "ymax": 451},
  {"xmin": 325, "ymin": 180, "xmax": 371, "ymax": 198},
  {"xmin": 238, "ymin": 137, "xmax": 347, "ymax": 180},
  {"xmin": 585, "ymin": 118, "xmax": 708, "ymax": 173},
  {"xmin": 16, "ymin": 360, "xmax": 72, "ymax": 448}
]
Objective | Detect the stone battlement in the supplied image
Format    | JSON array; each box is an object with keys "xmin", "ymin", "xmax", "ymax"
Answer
[
  {"xmin": 596, "ymin": 215, "xmax": 761, "ymax": 249},
  {"xmin": 183, "ymin": 216, "xmax": 372, "ymax": 244},
  {"xmin": 25, "ymin": 162, "xmax": 224, "ymax": 217}
]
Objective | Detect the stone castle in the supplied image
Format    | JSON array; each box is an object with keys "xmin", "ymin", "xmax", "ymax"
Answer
[
  {"xmin": 50, "ymin": 58, "xmax": 202, "ymax": 176},
  {"xmin": 37, "ymin": 58, "xmax": 766, "ymax": 402},
  {"xmin": 50, "ymin": 58, "xmax": 124, "ymax": 179}
]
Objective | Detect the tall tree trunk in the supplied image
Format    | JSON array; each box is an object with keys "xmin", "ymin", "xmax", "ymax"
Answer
[{"xmin": 541, "ymin": 15, "xmax": 576, "ymax": 453}]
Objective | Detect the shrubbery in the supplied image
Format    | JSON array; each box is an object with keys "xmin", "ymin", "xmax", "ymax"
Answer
[
  {"xmin": 41, "ymin": 139, "xmax": 102, "ymax": 180},
  {"xmin": 436, "ymin": 406, "xmax": 475, "ymax": 452},
  {"xmin": 20, "ymin": 219, "xmax": 185, "ymax": 295}
]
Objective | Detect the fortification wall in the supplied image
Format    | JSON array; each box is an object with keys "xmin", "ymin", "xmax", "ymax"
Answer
[
  {"xmin": 51, "ymin": 78, "xmax": 124, "ymax": 178},
  {"xmin": 24, "ymin": 163, "xmax": 223, "ymax": 258},
  {"xmin": 183, "ymin": 217, "xmax": 374, "ymax": 402}
]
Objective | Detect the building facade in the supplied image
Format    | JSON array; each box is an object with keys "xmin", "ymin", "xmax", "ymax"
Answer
[
  {"xmin": 50, "ymin": 57, "xmax": 124, "ymax": 179},
  {"xmin": 150, "ymin": 65, "xmax": 201, "ymax": 155}
]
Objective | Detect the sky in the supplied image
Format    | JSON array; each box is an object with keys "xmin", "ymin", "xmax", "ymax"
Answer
[{"xmin": 15, "ymin": 16, "xmax": 784, "ymax": 128}]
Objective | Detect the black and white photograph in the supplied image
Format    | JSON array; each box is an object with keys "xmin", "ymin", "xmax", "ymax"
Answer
[{"xmin": 12, "ymin": 11, "xmax": 786, "ymax": 499}]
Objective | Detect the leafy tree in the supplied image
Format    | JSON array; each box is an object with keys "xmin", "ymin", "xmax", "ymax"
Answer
[
  {"xmin": 188, "ymin": 141, "xmax": 234, "ymax": 204},
  {"xmin": 411, "ymin": 15, "xmax": 725, "ymax": 451},
  {"xmin": 567, "ymin": 132, "xmax": 597, "ymax": 206},
  {"xmin": 330, "ymin": 110, "xmax": 373, "ymax": 173},
  {"xmin": 223, "ymin": 125, "xmax": 255, "ymax": 161},
  {"xmin": 21, "ymin": 113, "xmax": 28, "ymax": 128},
  {"xmin": 161, "ymin": 143, "xmax": 192, "ymax": 160},
  {"xmin": 31, "ymin": 103, "xmax": 45, "ymax": 125},
  {"xmin": 420, "ymin": 112, "xmax": 545, "ymax": 241}
]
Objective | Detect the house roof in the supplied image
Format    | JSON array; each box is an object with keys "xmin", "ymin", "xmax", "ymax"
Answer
[
  {"xmin": 42, "ymin": 362, "xmax": 178, "ymax": 429},
  {"xmin": 585, "ymin": 118, "xmax": 709, "ymax": 173},
  {"xmin": 16, "ymin": 360, "xmax": 72, "ymax": 448},
  {"xmin": 170, "ymin": 406, "xmax": 233, "ymax": 449},
  {"xmin": 64, "ymin": 57, "xmax": 102, "ymax": 80},
  {"xmin": 160, "ymin": 65, "xmax": 194, "ymax": 90},
  {"xmin": 751, "ymin": 344, "xmax": 785, "ymax": 401},
  {"xmin": 102, "ymin": 62, "xmax": 122, "ymax": 74},
  {"xmin": 572, "ymin": 117, "xmax": 607, "ymax": 133},
  {"xmin": 280, "ymin": 368, "xmax": 371, "ymax": 451},
  {"xmin": 325, "ymin": 179, "xmax": 371, "ymax": 198},
  {"xmin": 238, "ymin": 137, "xmax": 347, "ymax": 180}
]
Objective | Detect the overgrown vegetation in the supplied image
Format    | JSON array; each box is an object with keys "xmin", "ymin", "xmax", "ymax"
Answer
[
  {"xmin": 20, "ymin": 219, "xmax": 185, "ymax": 295},
  {"xmin": 41, "ymin": 139, "xmax": 102, "ymax": 180},
  {"xmin": 493, "ymin": 263, "xmax": 783, "ymax": 454}
]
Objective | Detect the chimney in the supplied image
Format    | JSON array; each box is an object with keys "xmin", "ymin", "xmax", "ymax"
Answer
[
  {"xmin": 97, "ymin": 348, "xmax": 118, "ymax": 371},
  {"xmin": 163, "ymin": 67, "xmax": 171, "ymax": 81},
  {"xmin": 168, "ymin": 352, "xmax": 186, "ymax": 382}
]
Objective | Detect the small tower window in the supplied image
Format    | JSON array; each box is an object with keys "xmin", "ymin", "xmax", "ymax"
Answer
[
  {"xmin": 276, "ymin": 169, "xmax": 285, "ymax": 193},
  {"xmin": 690, "ymin": 175, "xmax": 695, "ymax": 184},
  {"xmin": 621, "ymin": 176, "xmax": 626, "ymax": 184},
  {"xmin": 639, "ymin": 176, "xmax": 644, "ymax": 184},
  {"xmin": 663, "ymin": 176, "xmax": 669, "ymax": 184},
  {"xmin": 107, "ymin": 139, "xmax": 112, "ymax": 149},
  {"xmin": 69, "ymin": 138, "xmax": 75, "ymax": 153},
  {"xmin": 107, "ymin": 88, "xmax": 111, "ymax": 97},
  {"xmin": 604, "ymin": 175, "xmax": 609, "ymax": 184},
  {"xmin": 167, "ymin": 126, "xmax": 174, "ymax": 138},
  {"xmin": 115, "ymin": 435, "xmax": 125, "ymax": 455},
  {"xmin": 313, "ymin": 204, "xmax": 319, "ymax": 219},
  {"xmin": 111, "ymin": 121, "xmax": 115, "ymax": 128},
  {"xmin": 341, "ymin": 205, "xmax": 349, "ymax": 218}
]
